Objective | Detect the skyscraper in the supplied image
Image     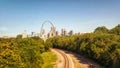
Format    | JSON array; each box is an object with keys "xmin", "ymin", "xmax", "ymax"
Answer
[
  {"xmin": 31, "ymin": 32, "xmax": 35, "ymax": 37},
  {"xmin": 22, "ymin": 30, "xmax": 27, "ymax": 38},
  {"xmin": 69, "ymin": 30, "xmax": 73, "ymax": 36},
  {"xmin": 61, "ymin": 28, "xmax": 64, "ymax": 36},
  {"xmin": 61, "ymin": 28, "xmax": 67, "ymax": 36}
]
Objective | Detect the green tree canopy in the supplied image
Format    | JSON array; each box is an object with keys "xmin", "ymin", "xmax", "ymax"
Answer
[
  {"xmin": 110, "ymin": 24, "xmax": 120, "ymax": 35},
  {"xmin": 94, "ymin": 26, "xmax": 109, "ymax": 33}
]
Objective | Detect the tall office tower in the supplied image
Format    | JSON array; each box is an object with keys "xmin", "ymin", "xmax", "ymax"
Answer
[
  {"xmin": 31, "ymin": 32, "xmax": 34, "ymax": 36},
  {"xmin": 78, "ymin": 32, "xmax": 81, "ymax": 35},
  {"xmin": 22, "ymin": 30, "xmax": 27, "ymax": 38},
  {"xmin": 69, "ymin": 30, "xmax": 74, "ymax": 36},
  {"xmin": 61, "ymin": 28, "xmax": 64, "ymax": 36},
  {"xmin": 49, "ymin": 27, "xmax": 53, "ymax": 37},
  {"xmin": 51, "ymin": 27, "xmax": 54, "ymax": 37},
  {"xmin": 49, "ymin": 26, "xmax": 56, "ymax": 37},
  {"xmin": 64, "ymin": 29, "xmax": 67, "ymax": 36},
  {"xmin": 47, "ymin": 33, "xmax": 50, "ymax": 38},
  {"xmin": 55, "ymin": 31, "xmax": 58, "ymax": 36},
  {"xmin": 41, "ymin": 29, "xmax": 47, "ymax": 39},
  {"xmin": 31, "ymin": 32, "xmax": 35, "ymax": 37},
  {"xmin": 61, "ymin": 28, "xmax": 67, "ymax": 36},
  {"xmin": 52, "ymin": 26, "xmax": 56, "ymax": 36}
]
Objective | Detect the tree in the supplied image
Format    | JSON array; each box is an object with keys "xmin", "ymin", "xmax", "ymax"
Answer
[
  {"xmin": 16, "ymin": 34, "xmax": 22, "ymax": 39},
  {"xmin": 110, "ymin": 24, "xmax": 120, "ymax": 35},
  {"xmin": 94, "ymin": 26, "xmax": 109, "ymax": 33}
]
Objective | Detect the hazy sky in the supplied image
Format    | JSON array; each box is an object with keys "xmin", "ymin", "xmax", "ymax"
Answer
[{"xmin": 0, "ymin": 0, "xmax": 120, "ymax": 37}]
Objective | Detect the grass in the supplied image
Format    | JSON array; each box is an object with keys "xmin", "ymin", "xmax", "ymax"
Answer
[{"xmin": 41, "ymin": 51, "xmax": 57, "ymax": 68}]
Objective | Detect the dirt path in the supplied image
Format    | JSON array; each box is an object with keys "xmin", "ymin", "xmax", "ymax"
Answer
[
  {"xmin": 51, "ymin": 48, "xmax": 74, "ymax": 68},
  {"xmin": 67, "ymin": 51, "xmax": 104, "ymax": 68},
  {"xmin": 51, "ymin": 48, "xmax": 104, "ymax": 68}
]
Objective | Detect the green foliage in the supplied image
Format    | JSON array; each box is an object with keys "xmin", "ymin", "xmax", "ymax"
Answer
[
  {"xmin": 109, "ymin": 24, "xmax": 120, "ymax": 35},
  {"xmin": 41, "ymin": 52, "xmax": 57, "ymax": 68},
  {"xmin": 46, "ymin": 24, "xmax": 120, "ymax": 68},
  {"xmin": 94, "ymin": 26, "xmax": 109, "ymax": 33},
  {"xmin": 0, "ymin": 37, "xmax": 53, "ymax": 68},
  {"xmin": 16, "ymin": 34, "xmax": 22, "ymax": 39}
]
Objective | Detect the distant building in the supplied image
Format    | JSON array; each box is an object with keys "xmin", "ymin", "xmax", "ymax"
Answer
[
  {"xmin": 75, "ymin": 32, "xmax": 81, "ymax": 35},
  {"xmin": 22, "ymin": 30, "xmax": 27, "ymax": 38},
  {"xmin": 78, "ymin": 32, "xmax": 81, "ymax": 35},
  {"xmin": 47, "ymin": 26, "xmax": 56, "ymax": 38},
  {"xmin": 31, "ymin": 32, "xmax": 35, "ymax": 37},
  {"xmin": 51, "ymin": 27, "xmax": 56, "ymax": 37},
  {"xmin": 69, "ymin": 30, "xmax": 74, "ymax": 36},
  {"xmin": 55, "ymin": 31, "xmax": 59, "ymax": 36},
  {"xmin": 47, "ymin": 33, "xmax": 50, "ymax": 38},
  {"xmin": 61, "ymin": 28, "xmax": 67, "ymax": 36},
  {"xmin": 61, "ymin": 28, "xmax": 64, "ymax": 36},
  {"xmin": 64, "ymin": 29, "xmax": 67, "ymax": 36},
  {"xmin": 2, "ymin": 36, "xmax": 8, "ymax": 38},
  {"xmin": 36, "ymin": 33, "xmax": 40, "ymax": 37},
  {"xmin": 41, "ymin": 29, "xmax": 46, "ymax": 38},
  {"xmin": 40, "ymin": 25, "xmax": 74, "ymax": 39}
]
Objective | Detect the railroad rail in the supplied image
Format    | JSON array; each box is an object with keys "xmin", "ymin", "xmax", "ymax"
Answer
[{"xmin": 54, "ymin": 49, "xmax": 70, "ymax": 68}]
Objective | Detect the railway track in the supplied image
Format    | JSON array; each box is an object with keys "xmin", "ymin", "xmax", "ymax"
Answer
[
  {"xmin": 52, "ymin": 48, "xmax": 102, "ymax": 68},
  {"xmin": 54, "ymin": 49, "xmax": 70, "ymax": 68}
]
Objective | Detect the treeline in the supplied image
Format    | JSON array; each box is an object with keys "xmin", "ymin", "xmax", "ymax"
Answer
[
  {"xmin": 0, "ymin": 36, "xmax": 49, "ymax": 68},
  {"xmin": 46, "ymin": 24, "xmax": 120, "ymax": 68}
]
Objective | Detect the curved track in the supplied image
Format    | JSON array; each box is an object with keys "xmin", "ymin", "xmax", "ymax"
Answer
[
  {"xmin": 54, "ymin": 49, "xmax": 70, "ymax": 68},
  {"xmin": 52, "ymin": 48, "xmax": 103, "ymax": 68},
  {"xmin": 51, "ymin": 48, "xmax": 74, "ymax": 68}
]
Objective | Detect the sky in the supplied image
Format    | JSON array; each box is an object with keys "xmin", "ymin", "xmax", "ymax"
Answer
[{"xmin": 0, "ymin": 0, "xmax": 120, "ymax": 37}]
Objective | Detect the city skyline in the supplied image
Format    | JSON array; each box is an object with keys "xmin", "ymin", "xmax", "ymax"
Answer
[{"xmin": 0, "ymin": 0, "xmax": 120, "ymax": 37}]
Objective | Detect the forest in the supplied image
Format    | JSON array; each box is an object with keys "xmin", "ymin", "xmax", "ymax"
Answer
[
  {"xmin": 0, "ymin": 36, "xmax": 56, "ymax": 68},
  {"xmin": 46, "ymin": 24, "xmax": 120, "ymax": 68}
]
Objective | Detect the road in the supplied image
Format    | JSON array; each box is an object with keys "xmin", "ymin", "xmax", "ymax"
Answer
[{"xmin": 51, "ymin": 48, "xmax": 104, "ymax": 68}]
